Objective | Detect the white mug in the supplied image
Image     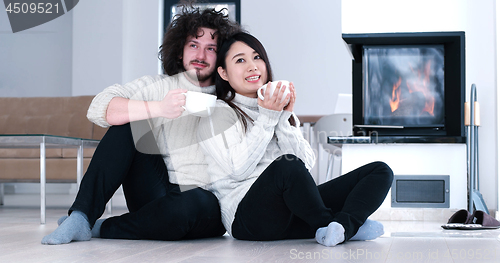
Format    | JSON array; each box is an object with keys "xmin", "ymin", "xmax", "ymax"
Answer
[
  {"xmin": 257, "ymin": 80, "xmax": 291, "ymax": 104},
  {"xmin": 182, "ymin": 91, "xmax": 217, "ymax": 117}
]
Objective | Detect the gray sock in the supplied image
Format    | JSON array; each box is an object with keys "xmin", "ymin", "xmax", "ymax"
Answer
[
  {"xmin": 350, "ymin": 219, "xmax": 384, "ymax": 241},
  {"xmin": 315, "ymin": 222, "xmax": 345, "ymax": 247},
  {"xmin": 91, "ymin": 219, "xmax": 105, "ymax": 238},
  {"xmin": 57, "ymin": 215, "xmax": 69, "ymax": 226},
  {"xmin": 57, "ymin": 215, "xmax": 104, "ymax": 238},
  {"xmin": 41, "ymin": 211, "xmax": 91, "ymax": 245}
]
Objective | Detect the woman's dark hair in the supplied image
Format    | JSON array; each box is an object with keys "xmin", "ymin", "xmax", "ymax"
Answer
[
  {"xmin": 159, "ymin": 1, "xmax": 240, "ymax": 78},
  {"xmin": 216, "ymin": 32, "xmax": 295, "ymax": 131}
]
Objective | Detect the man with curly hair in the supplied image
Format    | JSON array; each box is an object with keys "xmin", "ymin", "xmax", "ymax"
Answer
[{"xmin": 42, "ymin": 3, "xmax": 240, "ymax": 245}]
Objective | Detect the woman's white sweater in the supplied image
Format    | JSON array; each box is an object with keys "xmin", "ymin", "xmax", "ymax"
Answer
[
  {"xmin": 86, "ymin": 73, "xmax": 216, "ymax": 187},
  {"xmin": 197, "ymin": 93, "xmax": 316, "ymax": 236}
]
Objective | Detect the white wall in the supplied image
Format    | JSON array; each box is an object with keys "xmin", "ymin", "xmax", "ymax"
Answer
[
  {"xmin": 71, "ymin": 0, "xmax": 123, "ymax": 96},
  {"xmin": 465, "ymin": 0, "xmax": 498, "ymax": 212},
  {"xmin": 121, "ymin": 0, "xmax": 162, "ymax": 83},
  {"xmin": 241, "ymin": 0, "xmax": 352, "ymax": 116},
  {"xmin": 0, "ymin": 3, "xmax": 73, "ymax": 97},
  {"xmin": 71, "ymin": 0, "xmax": 162, "ymax": 96},
  {"xmin": 342, "ymin": 0, "xmax": 497, "ymax": 210},
  {"xmin": 342, "ymin": 0, "xmax": 468, "ymax": 33},
  {"xmin": 497, "ymin": 0, "xmax": 500, "ymax": 217}
]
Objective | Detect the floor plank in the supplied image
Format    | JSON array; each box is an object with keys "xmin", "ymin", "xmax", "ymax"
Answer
[{"xmin": 1, "ymin": 194, "xmax": 500, "ymax": 262}]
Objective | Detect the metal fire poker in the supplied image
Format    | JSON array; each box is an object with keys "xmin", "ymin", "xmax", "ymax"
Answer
[{"xmin": 466, "ymin": 84, "xmax": 489, "ymax": 214}]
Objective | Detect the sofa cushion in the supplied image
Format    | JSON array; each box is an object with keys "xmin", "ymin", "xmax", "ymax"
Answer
[
  {"xmin": 0, "ymin": 96, "xmax": 97, "ymax": 139},
  {"xmin": 0, "ymin": 148, "xmax": 95, "ymax": 158},
  {"xmin": 62, "ymin": 148, "xmax": 96, "ymax": 158},
  {"xmin": 0, "ymin": 158, "xmax": 91, "ymax": 181},
  {"xmin": 0, "ymin": 148, "xmax": 63, "ymax": 158}
]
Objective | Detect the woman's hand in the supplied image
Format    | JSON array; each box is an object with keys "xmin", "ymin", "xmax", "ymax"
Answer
[
  {"xmin": 284, "ymin": 82, "xmax": 296, "ymax": 112},
  {"xmin": 258, "ymin": 81, "xmax": 290, "ymax": 112}
]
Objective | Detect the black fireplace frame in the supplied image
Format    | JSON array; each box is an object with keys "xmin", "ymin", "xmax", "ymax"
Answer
[{"xmin": 342, "ymin": 31, "xmax": 466, "ymax": 143}]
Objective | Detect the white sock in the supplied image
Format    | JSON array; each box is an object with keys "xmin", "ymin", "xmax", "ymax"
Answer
[
  {"xmin": 315, "ymin": 222, "xmax": 345, "ymax": 247},
  {"xmin": 350, "ymin": 219, "xmax": 384, "ymax": 241}
]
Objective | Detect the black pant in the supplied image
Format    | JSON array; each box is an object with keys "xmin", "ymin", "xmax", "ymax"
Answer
[
  {"xmin": 231, "ymin": 155, "xmax": 393, "ymax": 241},
  {"xmin": 69, "ymin": 122, "xmax": 226, "ymax": 240}
]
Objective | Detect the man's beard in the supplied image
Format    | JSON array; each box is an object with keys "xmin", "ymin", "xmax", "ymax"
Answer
[
  {"xmin": 185, "ymin": 60, "xmax": 212, "ymax": 84},
  {"xmin": 185, "ymin": 68, "xmax": 211, "ymax": 83}
]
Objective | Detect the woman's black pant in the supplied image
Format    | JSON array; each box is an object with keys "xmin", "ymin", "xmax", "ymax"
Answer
[
  {"xmin": 231, "ymin": 154, "xmax": 393, "ymax": 241},
  {"xmin": 69, "ymin": 122, "xmax": 226, "ymax": 240}
]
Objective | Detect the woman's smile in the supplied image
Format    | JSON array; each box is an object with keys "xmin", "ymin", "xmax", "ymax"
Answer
[{"xmin": 245, "ymin": 75, "xmax": 261, "ymax": 83}]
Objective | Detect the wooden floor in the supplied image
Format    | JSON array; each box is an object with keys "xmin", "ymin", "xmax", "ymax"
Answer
[{"xmin": 1, "ymin": 194, "xmax": 500, "ymax": 263}]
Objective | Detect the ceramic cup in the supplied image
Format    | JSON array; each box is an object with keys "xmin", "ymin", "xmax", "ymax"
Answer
[
  {"xmin": 182, "ymin": 91, "xmax": 217, "ymax": 117},
  {"xmin": 257, "ymin": 80, "xmax": 291, "ymax": 104}
]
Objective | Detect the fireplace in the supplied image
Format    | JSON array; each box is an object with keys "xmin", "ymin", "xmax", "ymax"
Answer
[{"xmin": 342, "ymin": 32, "xmax": 466, "ymax": 143}]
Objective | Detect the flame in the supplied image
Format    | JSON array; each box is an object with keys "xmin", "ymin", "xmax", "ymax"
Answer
[
  {"xmin": 390, "ymin": 77, "xmax": 402, "ymax": 112},
  {"xmin": 389, "ymin": 60, "xmax": 435, "ymax": 116},
  {"xmin": 406, "ymin": 60, "xmax": 435, "ymax": 116}
]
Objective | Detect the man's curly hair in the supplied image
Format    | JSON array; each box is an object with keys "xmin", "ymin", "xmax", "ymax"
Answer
[{"xmin": 159, "ymin": 2, "xmax": 241, "ymax": 77}]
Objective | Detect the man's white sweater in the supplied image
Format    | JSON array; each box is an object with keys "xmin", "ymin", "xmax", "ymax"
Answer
[
  {"xmin": 87, "ymin": 73, "xmax": 215, "ymax": 187},
  {"xmin": 197, "ymin": 93, "xmax": 316, "ymax": 236}
]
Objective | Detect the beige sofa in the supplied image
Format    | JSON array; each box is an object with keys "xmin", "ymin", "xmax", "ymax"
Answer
[{"xmin": 0, "ymin": 96, "xmax": 107, "ymax": 206}]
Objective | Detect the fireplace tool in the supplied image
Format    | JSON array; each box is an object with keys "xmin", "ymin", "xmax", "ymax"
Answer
[{"xmin": 466, "ymin": 84, "xmax": 489, "ymax": 214}]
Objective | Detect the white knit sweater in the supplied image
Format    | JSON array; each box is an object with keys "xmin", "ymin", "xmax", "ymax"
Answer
[
  {"xmin": 87, "ymin": 73, "xmax": 216, "ymax": 187},
  {"xmin": 197, "ymin": 93, "xmax": 316, "ymax": 236}
]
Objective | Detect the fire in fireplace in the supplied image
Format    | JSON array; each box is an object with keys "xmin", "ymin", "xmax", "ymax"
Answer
[
  {"xmin": 364, "ymin": 45, "xmax": 445, "ymax": 127},
  {"xmin": 343, "ymin": 32, "xmax": 465, "ymax": 143}
]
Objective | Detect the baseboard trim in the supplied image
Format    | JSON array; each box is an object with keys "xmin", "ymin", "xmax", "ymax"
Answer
[{"xmin": 370, "ymin": 208, "xmax": 461, "ymax": 222}]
